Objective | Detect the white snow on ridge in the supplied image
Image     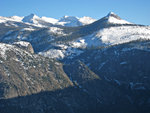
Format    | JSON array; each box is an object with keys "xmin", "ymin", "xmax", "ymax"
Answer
[
  {"xmin": 22, "ymin": 14, "xmax": 45, "ymax": 27},
  {"xmin": 0, "ymin": 43, "xmax": 14, "ymax": 59},
  {"xmin": 0, "ymin": 16, "xmax": 23, "ymax": 23},
  {"xmin": 11, "ymin": 16, "xmax": 23, "ymax": 21},
  {"xmin": 106, "ymin": 12, "xmax": 132, "ymax": 24},
  {"xmin": 21, "ymin": 27, "xmax": 35, "ymax": 31},
  {"xmin": 0, "ymin": 17, "xmax": 7, "ymax": 23},
  {"xmin": 49, "ymin": 27, "xmax": 67, "ymax": 36},
  {"xmin": 107, "ymin": 16, "xmax": 131, "ymax": 24},
  {"xmin": 56, "ymin": 44, "xmax": 68, "ymax": 49},
  {"xmin": 41, "ymin": 16, "xmax": 58, "ymax": 24},
  {"xmin": 22, "ymin": 14, "xmax": 40, "ymax": 24},
  {"xmin": 68, "ymin": 25, "xmax": 150, "ymax": 49},
  {"xmin": 0, "ymin": 42, "xmax": 34, "ymax": 61},
  {"xmin": 79, "ymin": 16, "xmax": 96, "ymax": 25},
  {"xmin": 13, "ymin": 41, "xmax": 30, "ymax": 47},
  {"xmin": 1, "ymin": 12, "xmax": 150, "ymax": 60},
  {"xmin": 2, "ymin": 12, "xmax": 131, "ymax": 27},
  {"xmin": 38, "ymin": 45, "xmax": 83, "ymax": 59},
  {"xmin": 96, "ymin": 26, "xmax": 150, "ymax": 45},
  {"xmin": 22, "ymin": 14, "xmax": 91, "ymax": 27},
  {"xmin": 69, "ymin": 33, "xmax": 103, "ymax": 48},
  {"xmin": 70, "ymin": 39, "xmax": 87, "ymax": 48},
  {"xmin": 39, "ymin": 49, "xmax": 65, "ymax": 59},
  {"xmin": 58, "ymin": 16, "xmax": 96, "ymax": 26},
  {"xmin": 59, "ymin": 16, "xmax": 82, "ymax": 27}
]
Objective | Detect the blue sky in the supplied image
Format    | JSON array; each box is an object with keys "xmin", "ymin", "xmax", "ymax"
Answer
[{"xmin": 0, "ymin": 0, "xmax": 150, "ymax": 25}]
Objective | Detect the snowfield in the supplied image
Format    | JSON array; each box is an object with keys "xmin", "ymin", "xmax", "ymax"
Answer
[
  {"xmin": 67, "ymin": 25, "xmax": 150, "ymax": 49},
  {"xmin": 79, "ymin": 16, "xmax": 96, "ymax": 25},
  {"xmin": 96, "ymin": 26, "xmax": 150, "ymax": 45},
  {"xmin": 0, "ymin": 16, "xmax": 23, "ymax": 23}
]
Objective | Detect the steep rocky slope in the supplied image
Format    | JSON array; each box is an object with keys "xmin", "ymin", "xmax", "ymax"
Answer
[
  {"xmin": 63, "ymin": 39, "xmax": 150, "ymax": 113},
  {"xmin": 0, "ymin": 42, "xmax": 73, "ymax": 99},
  {"xmin": 0, "ymin": 43, "xmax": 114, "ymax": 113}
]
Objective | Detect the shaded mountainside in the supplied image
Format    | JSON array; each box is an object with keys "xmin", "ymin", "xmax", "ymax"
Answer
[
  {"xmin": 63, "ymin": 40, "xmax": 150, "ymax": 112},
  {"xmin": 63, "ymin": 40, "xmax": 150, "ymax": 91},
  {"xmin": 0, "ymin": 43, "xmax": 73, "ymax": 99},
  {"xmin": 0, "ymin": 41, "xmax": 150, "ymax": 113},
  {"xmin": 0, "ymin": 43, "xmax": 119, "ymax": 113}
]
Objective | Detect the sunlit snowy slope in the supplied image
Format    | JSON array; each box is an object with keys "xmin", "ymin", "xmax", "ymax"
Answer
[{"xmin": 0, "ymin": 12, "xmax": 150, "ymax": 59}]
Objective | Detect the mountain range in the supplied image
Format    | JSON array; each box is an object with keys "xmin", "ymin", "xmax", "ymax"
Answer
[
  {"xmin": 0, "ymin": 12, "xmax": 150, "ymax": 113},
  {"xmin": 0, "ymin": 13, "xmax": 96, "ymax": 27}
]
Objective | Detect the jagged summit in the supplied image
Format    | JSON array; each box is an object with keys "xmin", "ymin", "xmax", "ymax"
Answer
[
  {"xmin": 22, "ymin": 13, "xmax": 40, "ymax": 23},
  {"xmin": 59, "ymin": 15, "xmax": 82, "ymax": 27},
  {"xmin": 59, "ymin": 16, "xmax": 80, "ymax": 23},
  {"xmin": 104, "ymin": 11, "xmax": 131, "ymax": 24},
  {"xmin": 22, "ymin": 13, "xmax": 38, "ymax": 19},
  {"xmin": 107, "ymin": 12, "xmax": 115, "ymax": 15},
  {"xmin": 0, "ymin": 12, "xmax": 134, "ymax": 27},
  {"xmin": 106, "ymin": 12, "xmax": 121, "ymax": 20}
]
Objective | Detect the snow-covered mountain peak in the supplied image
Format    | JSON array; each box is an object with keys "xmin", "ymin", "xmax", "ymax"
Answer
[
  {"xmin": 59, "ymin": 16, "xmax": 79, "ymax": 22},
  {"xmin": 0, "ymin": 14, "xmax": 97, "ymax": 27},
  {"xmin": 58, "ymin": 16, "xmax": 82, "ymax": 27},
  {"xmin": 106, "ymin": 12, "xmax": 120, "ymax": 19},
  {"xmin": 79, "ymin": 16, "xmax": 96, "ymax": 25},
  {"xmin": 41, "ymin": 16, "xmax": 58, "ymax": 24},
  {"xmin": 10, "ymin": 16, "xmax": 23, "ymax": 21},
  {"xmin": 26, "ymin": 13, "xmax": 38, "ymax": 18},
  {"xmin": 107, "ymin": 12, "xmax": 115, "ymax": 15},
  {"xmin": 105, "ymin": 12, "xmax": 132, "ymax": 24},
  {"xmin": 22, "ymin": 13, "xmax": 40, "ymax": 23},
  {"xmin": 0, "ymin": 16, "xmax": 23, "ymax": 23},
  {"xmin": 58, "ymin": 16, "xmax": 96, "ymax": 26}
]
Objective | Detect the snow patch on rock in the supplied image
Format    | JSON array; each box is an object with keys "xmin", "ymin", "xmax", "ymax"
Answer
[
  {"xmin": 0, "ymin": 43, "xmax": 13, "ymax": 59},
  {"xmin": 49, "ymin": 27, "xmax": 67, "ymax": 36}
]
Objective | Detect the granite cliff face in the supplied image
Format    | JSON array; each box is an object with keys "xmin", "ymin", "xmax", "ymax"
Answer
[{"xmin": 0, "ymin": 43, "xmax": 73, "ymax": 99}]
